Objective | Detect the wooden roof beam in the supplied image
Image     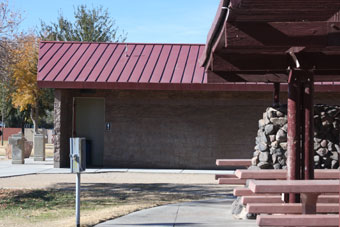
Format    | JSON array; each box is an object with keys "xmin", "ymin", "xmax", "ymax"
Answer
[
  {"xmin": 226, "ymin": 21, "xmax": 340, "ymax": 50},
  {"xmin": 228, "ymin": 0, "xmax": 340, "ymax": 22}
]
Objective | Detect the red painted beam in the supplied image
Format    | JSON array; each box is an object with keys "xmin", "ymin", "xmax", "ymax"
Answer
[
  {"xmin": 304, "ymin": 74, "xmax": 314, "ymax": 180},
  {"xmin": 287, "ymin": 69, "xmax": 302, "ymax": 203}
]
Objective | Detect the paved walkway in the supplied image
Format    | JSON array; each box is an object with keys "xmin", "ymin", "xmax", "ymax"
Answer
[
  {"xmin": 0, "ymin": 157, "xmax": 254, "ymax": 227},
  {"xmin": 96, "ymin": 199, "xmax": 256, "ymax": 227},
  {"xmin": 0, "ymin": 157, "xmax": 233, "ymax": 177}
]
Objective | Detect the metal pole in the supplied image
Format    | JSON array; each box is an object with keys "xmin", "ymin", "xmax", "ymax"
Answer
[
  {"xmin": 76, "ymin": 172, "xmax": 80, "ymax": 227},
  {"xmin": 287, "ymin": 70, "xmax": 300, "ymax": 203},
  {"xmin": 304, "ymin": 73, "xmax": 314, "ymax": 180}
]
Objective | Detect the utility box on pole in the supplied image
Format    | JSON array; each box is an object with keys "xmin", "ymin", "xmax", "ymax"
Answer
[
  {"xmin": 70, "ymin": 137, "xmax": 86, "ymax": 227},
  {"xmin": 70, "ymin": 137, "xmax": 86, "ymax": 173}
]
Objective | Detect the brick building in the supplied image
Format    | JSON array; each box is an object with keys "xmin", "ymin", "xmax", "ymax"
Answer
[{"xmin": 37, "ymin": 41, "xmax": 340, "ymax": 168}]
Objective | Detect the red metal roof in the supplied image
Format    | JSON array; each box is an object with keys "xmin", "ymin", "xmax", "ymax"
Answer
[
  {"xmin": 37, "ymin": 41, "xmax": 340, "ymax": 92},
  {"xmin": 37, "ymin": 41, "xmax": 206, "ymax": 86}
]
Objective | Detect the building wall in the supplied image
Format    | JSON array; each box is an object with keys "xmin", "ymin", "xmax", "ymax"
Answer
[
  {"xmin": 103, "ymin": 90, "xmax": 271, "ymax": 169},
  {"xmin": 54, "ymin": 88, "xmax": 340, "ymax": 169},
  {"xmin": 1, "ymin": 128, "xmax": 21, "ymax": 141}
]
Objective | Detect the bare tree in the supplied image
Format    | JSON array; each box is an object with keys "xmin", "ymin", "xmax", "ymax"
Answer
[{"xmin": 0, "ymin": 0, "xmax": 21, "ymax": 144}]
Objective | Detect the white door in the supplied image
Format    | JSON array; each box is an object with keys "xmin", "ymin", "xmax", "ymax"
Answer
[{"xmin": 75, "ymin": 98, "xmax": 104, "ymax": 167}]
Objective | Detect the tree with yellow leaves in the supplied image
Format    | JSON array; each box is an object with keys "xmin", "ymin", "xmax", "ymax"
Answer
[{"xmin": 11, "ymin": 34, "xmax": 47, "ymax": 134}]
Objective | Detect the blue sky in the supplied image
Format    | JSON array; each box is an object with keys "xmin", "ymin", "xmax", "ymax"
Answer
[{"xmin": 10, "ymin": 0, "xmax": 220, "ymax": 44}]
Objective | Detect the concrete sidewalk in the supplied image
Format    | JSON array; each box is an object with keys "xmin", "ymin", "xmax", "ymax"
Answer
[
  {"xmin": 95, "ymin": 199, "xmax": 256, "ymax": 227},
  {"xmin": 0, "ymin": 157, "xmax": 234, "ymax": 178},
  {"xmin": 0, "ymin": 157, "xmax": 254, "ymax": 227}
]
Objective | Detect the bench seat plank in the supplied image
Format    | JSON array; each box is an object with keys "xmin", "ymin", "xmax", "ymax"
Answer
[
  {"xmin": 242, "ymin": 195, "xmax": 339, "ymax": 205},
  {"xmin": 235, "ymin": 169, "xmax": 340, "ymax": 180},
  {"xmin": 249, "ymin": 180, "xmax": 339, "ymax": 193},
  {"xmin": 242, "ymin": 195, "xmax": 282, "ymax": 204},
  {"xmin": 247, "ymin": 203, "xmax": 339, "ymax": 214},
  {"xmin": 257, "ymin": 214, "xmax": 339, "ymax": 226},
  {"xmin": 216, "ymin": 159, "xmax": 251, "ymax": 167},
  {"xmin": 218, "ymin": 178, "xmax": 247, "ymax": 185},
  {"xmin": 234, "ymin": 187, "xmax": 260, "ymax": 196},
  {"xmin": 215, "ymin": 173, "xmax": 237, "ymax": 180},
  {"xmin": 234, "ymin": 187, "xmax": 338, "ymax": 197}
]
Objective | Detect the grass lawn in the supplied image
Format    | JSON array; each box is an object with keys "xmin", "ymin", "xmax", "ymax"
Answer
[{"xmin": 0, "ymin": 183, "xmax": 226, "ymax": 227}]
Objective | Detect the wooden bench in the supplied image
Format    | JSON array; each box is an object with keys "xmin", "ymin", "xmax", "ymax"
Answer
[
  {"xmin": 257, "ymin": 214, "xmax": 338, "ymax": 226},
  {"xmin": 247, "ymin": 203, "xmax": 339, "ymax": 214},
  {"xmin": 249, "ymin": 180, "xmax": 339, "ymax": 212}
]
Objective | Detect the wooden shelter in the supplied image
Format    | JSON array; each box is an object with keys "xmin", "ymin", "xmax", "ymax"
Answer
[{"xmin": 202, "ymin": 0, "xmax": 340, "ymax": 203}]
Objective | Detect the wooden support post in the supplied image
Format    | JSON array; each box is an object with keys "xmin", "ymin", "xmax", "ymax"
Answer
[
  {"xmin": 287, "ymin": 70, "xmax": 301, "ymax": 203},
  {"xmin": 273, "ymin": 83, "xmax": 280, "ymax": 107},
  {"xmin": 300, "ymin": 82, "xmax": 305, "ymax": 180},
  {"xmin": 304, "ymin": 73, "xmax": 314, "ymax": 180},
  {"xmin": 287, "ymin": 69, "xmax": 315, "ymax": 203},
  {"xmin": 288, "ymin": 69, "xmax": 308, "ymax": 203}
]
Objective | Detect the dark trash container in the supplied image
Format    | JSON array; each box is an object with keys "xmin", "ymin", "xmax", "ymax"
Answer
[{"xmin": 86, "ymin": 140, "xmax": 91, "ymax": 166}]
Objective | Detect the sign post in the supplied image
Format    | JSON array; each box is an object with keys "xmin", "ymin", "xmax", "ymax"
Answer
[{"xmin": 70, "ymin": 138, "xmax": 86, "ymax": 227}]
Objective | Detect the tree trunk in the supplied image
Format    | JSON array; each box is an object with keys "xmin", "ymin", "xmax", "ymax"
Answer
[
  {"xmin": 0, "ymin": 83, "xmax": 4, "ymax": 145},
  {"xmin": 31, "ymin": 107, "xmax": 39, "ymax": 135}
]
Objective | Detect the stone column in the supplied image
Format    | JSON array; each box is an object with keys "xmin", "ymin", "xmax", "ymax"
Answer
[
  {"xmin": 9, "ymin": 133, "xmax": 25, "ymax": 164},
  {"xmin": 54, "ymin": 89, "xmax": 73, "ymax": 168},
  {"xmin": 34, "ymin": 134, "xmax": 45, "ymax": 161}
]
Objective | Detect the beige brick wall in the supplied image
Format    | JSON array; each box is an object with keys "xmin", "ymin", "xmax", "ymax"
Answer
[{"xmin": 54, "ymin": 89, "xmax": 340, "ymax": 169}]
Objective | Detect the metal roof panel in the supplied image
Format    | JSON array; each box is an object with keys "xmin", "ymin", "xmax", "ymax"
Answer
[
  {"xmin": 107, "ymin": 44, "xmax": 136, "ymax": 82},
  {"xmin": 96, "ymin": 44, "xmax": 125, "ymax": 82},
  {"xmin": 128, "ymin": 45, "xmax": 153, "ymax": 82},
  {"xmin": 138, "ymin": 45, "xmax": 163, "ymax": 83},
  {"xmin": 86, "ymin": 44, "xmax": 117, "ymax": 82},
  {"xmin": 148, "ymin": 45, "xmax": 172, "ymax": 83},
  {"xmin": 38, "ymin": 41, "xmax": 207, "ymax": 87}
]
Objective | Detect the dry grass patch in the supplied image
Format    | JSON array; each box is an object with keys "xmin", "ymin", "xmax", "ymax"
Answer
[{"xmin": 0, "ymin": 183, "xmax": 230, "ymax": 227}]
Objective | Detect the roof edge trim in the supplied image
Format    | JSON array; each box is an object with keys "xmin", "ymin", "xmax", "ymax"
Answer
[
  {"xmin": 200, "ymin": 0, "xmax": 230, "ymax": 68},
  {"xmin": 40, "ymin": 41, "xmax": 205, "ymax": 46},
  {"xmin": 37, "ymin": 81, "xmax": 340, "ymax": 93}
]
